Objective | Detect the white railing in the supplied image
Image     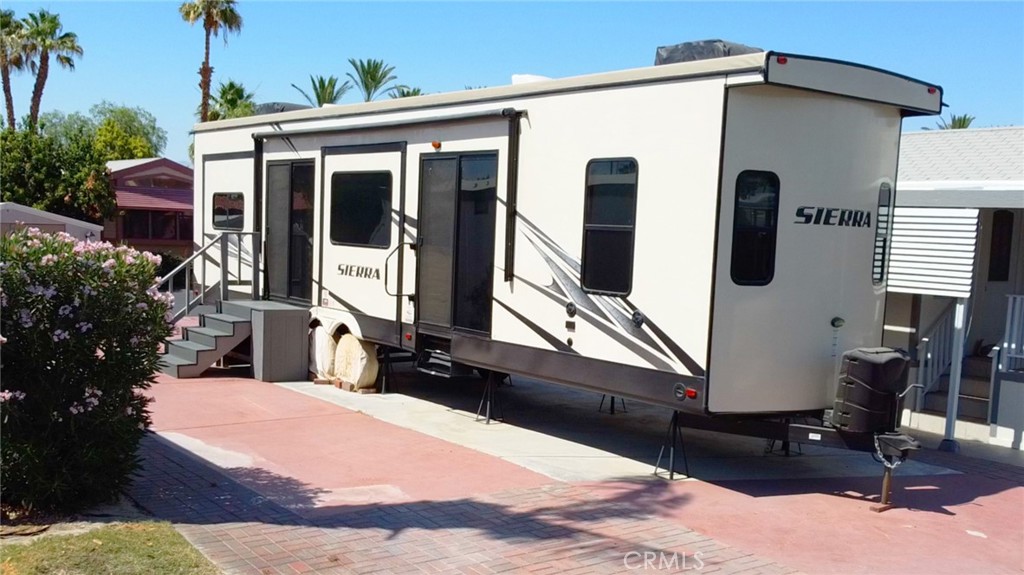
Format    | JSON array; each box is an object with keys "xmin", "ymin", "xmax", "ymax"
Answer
[
  {"xmin": 987, "ymin": 294, "xmax": 1024, "ymax": 424},
  {"xmin": 914, "ymin": 300, "xmax": 957, "ymax": 411},
  {"xmin": 996, "ymin": 294, "xmax": 1024, "ymax": 371},
  {"xmin": 155, "ymin": 231, "xmax": 261, "ymax": 323}
]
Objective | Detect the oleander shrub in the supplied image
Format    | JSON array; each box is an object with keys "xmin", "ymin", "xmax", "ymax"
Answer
[
  {"xmin": 155, "ymin": 251, "xmax": 186, "ymax": 290},
  {"xmin": 0, "ymin": 227, "xmax": 173, "ymax": 512}
]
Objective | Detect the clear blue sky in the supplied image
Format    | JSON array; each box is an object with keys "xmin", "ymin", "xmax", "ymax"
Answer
[{"xmin": 6, "ymin": 1, "xmax": 1023, "ymax": 165}]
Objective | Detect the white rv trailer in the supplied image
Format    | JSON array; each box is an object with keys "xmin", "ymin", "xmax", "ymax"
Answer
[{"xmin": 191, "ymin": 51, "xmax": 942, "ymax": 421}]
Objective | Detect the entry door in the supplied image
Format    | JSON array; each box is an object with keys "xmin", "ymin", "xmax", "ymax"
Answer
[
  {"xmin": 417, "ymin": 153, "xmax": 499, "ymax": 334},
  {"xmin": 266, "ymin": 162, "xmax": 315, "ymax": 302},
  {"xmin": 320, "ymin": 145, "xmax": 404, "ymax": 335},
  {"xmin": 973, "ymin": 208, "xmax": 1024, "ymax": 347}
]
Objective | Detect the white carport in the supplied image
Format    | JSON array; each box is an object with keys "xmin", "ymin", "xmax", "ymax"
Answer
[{"xmin": 0, "ymin": 202, "xmax": 104, "ymax": 241}]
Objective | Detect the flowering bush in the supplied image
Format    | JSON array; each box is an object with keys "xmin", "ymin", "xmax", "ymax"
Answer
[{"xmin": 0, "ymin": 227, "xmax": 173, "ymax": 512}]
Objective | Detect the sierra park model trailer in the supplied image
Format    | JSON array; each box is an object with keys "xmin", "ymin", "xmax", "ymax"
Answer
[{"xmin": 184, "ymin": 47, "xmax": 943, "ymax": 486}]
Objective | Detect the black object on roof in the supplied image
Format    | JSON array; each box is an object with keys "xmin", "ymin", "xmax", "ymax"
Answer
[
  {"xmin": 655, "ymin": 40, "xmax": 763, "ymax": 65},
  {"xmin": 254, "ymin": 102, "xmax": 312, "ymax": 115}
]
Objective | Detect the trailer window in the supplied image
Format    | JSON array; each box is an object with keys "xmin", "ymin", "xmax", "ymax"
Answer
[
  {"xmin": 581, "ymin": 158, "xmax": 638, "ymax": 295},
  {"xmin": 212, "ymin": 193, "xmax": 245, "ymax": 230},
  {"xmin": 872, "ymin": 183, "xmax": 893, "ymax": 285},
  {"xmin": 730, "ymin": 171, "xmax": 779, "ymax": 285},
  {"xmin": 330, "ymin": 171, "xmax": 392, "ymax": 248}
]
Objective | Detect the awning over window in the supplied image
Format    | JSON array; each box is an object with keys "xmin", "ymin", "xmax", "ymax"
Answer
[{"xmin": 887, "ymin": 207, "xmax": 979, "ymax": 298}]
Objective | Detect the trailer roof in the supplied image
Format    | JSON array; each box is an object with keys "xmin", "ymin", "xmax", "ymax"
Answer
[
  {"xmin": 193, "ymin": 52, "xmax": 769, "ymax": 133},
  {"xmin": 194, "ymin": 50, "xmax": 942, "ymax": 133}
]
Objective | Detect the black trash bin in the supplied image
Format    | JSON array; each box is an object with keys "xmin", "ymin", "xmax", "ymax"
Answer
[{"xmin": 830, "ymin": 347, "xmax": 909, "ymax": 434}]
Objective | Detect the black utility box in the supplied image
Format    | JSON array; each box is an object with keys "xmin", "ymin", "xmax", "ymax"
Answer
[{"xmin": 831, "ymin": 347, "xmax": 909, "ymax": 434}]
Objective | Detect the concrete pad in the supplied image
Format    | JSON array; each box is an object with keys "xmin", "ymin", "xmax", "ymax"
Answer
[{"xmin": 278, "ymin": 374, "xmax": 955, "ymax": 483}]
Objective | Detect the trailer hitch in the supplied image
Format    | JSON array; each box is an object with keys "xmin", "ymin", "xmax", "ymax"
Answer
[{"xmin": 870, "ymin": 432, "xmax": 921, "ymax": 513}]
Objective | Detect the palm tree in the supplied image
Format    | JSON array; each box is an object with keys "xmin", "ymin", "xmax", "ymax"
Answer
[
  {"xmin": 346, "ymin": 58, "xmax": 397, "ymax": 102},
  {"xmin": 179, "ymin": 0, "xmax": 242, "ymax": 122},
  {"xmin": 389, "ymin": 85, "xmax": 422, "ymax": 99},
  {"xmin": 291, "ymin": 75, "xmax": 351, "ymax": 107},
  {"xmin": 207, "ymin": 79, "xmax": 255, "ymax": 121},
  {"xmin": 1, "ymin": 9, "xmax": 26, "ymax": 129},
  {"xmin": 21, "ymin": 9, "xmax": 82, "ymax": 129},
  {"xmin": 934, "ymin": 113, "xmax": 975, "ymax": 130}
]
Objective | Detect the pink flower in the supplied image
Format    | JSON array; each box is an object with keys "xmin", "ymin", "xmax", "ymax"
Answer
[
  {"xmin": 102, "ymin": 259, "xmax": 116, "ymax": 270},
  {"xmin": 40, "ymin": 254, "xmax": 57, "ymax": 265},
  {"xmin": 0, "ymin": 390, "xmax": 26, "ymax": 403},
  {"xmin": 144, "ymin": 252, "xmax": 162, "ymax": 266}
]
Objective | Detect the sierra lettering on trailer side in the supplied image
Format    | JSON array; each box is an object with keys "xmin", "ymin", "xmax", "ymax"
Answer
[
  {"xmin": 337, "ymin": 264, "xmax": 381, "ymax": 280},
  {"xmin": 795, "ymin": 206, "xmax": 872, "ymax": 228}
]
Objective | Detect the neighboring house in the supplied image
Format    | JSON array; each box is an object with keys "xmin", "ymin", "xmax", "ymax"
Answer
[
  {"xmin": 0, "ymin": 202, "xmax": 104, "ymax": 240},
  {"xmin": 103, "ymin": 158, "xmax": 194, "ymax": 258},
  {"xmin": 884, "ymin": 126, "xmax": 1024, "ymax": 449}
]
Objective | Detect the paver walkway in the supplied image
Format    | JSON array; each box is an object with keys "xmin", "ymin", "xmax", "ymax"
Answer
[
  {"xmin": 129, "ymin": 372, "xmax": 1023, "ymax": 574},
  {"xmin": 130, "ymin": 435, "xmax": 796, "ymax": 574}
]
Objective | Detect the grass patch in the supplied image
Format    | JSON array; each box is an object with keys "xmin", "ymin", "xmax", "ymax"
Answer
[{"xmin": 0, "ymin": 521, "xmax": 219, "ymax": 575}]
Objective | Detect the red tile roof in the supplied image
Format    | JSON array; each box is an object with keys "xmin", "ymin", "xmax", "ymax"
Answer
[{"xmin": 116, "ymin": 188, "xmax": 193, "ymax": 212}]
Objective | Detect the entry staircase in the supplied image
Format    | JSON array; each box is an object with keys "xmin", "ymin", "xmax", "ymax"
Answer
[
  {"xmin": 160, "ymin": 302, "xmax": 253, "ymax": 378},
  {"xmin": 154, "ymin": 232, "xmax": 261, "ymax": 378},
  {"xmin": 912, "ymin": 301, "xmax": 992, "ymax": 425},
  {"xmin": 907, "ymin": 294, "xmax": 1024, "ymax": 446}
]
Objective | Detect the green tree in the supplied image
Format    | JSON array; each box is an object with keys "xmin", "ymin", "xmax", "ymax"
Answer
[
  {"xmin": 1, "ymin": 9, "xmax": 27, "ymax": 129},
  {"xmin": 934, "ymin": 113, "xmax": 975, "ymax": 130},
  {"xmin": 38, "ymin": 109, "xmax": 94, "ymax": 145},
  {"xmin": 292, "ymin": 74, "xmax": 351, "ymax": 107},
  {"xmin": 346, "ymin": 58, "xmax": 397, "ymax": 102},
  {"xmin": 389, "ymin": 85, "xmax": 422, "ymax": 98},
  {"xmin": 179, "ymin": 0, "xmax": 242, "ymax": 122},
  {"xmin": 90, "ymin": 101, "xmax": 167, "ymax": 156},
  {"xmin": 0, "ymin": 126, "xmax": 114, "ymax": 222},
  {"xmin": 94, "ymin": 118, "xmax": 153, "ymax": 160},
  {"xmin": 38, "ymin": 102, "xmax": 167, "ymax": 161},
  {"xmin": 207, "ymin": 79, "xmax": 255, "ymax": 121},
  {"xmin": 22, "ymin": 10, "xmax": 83, "ymax": 129}
]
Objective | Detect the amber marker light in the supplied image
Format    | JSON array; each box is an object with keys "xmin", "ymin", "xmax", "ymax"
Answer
[{"xmin": 431, "ymin": 141, "xmax": 442, "ymax": 150}]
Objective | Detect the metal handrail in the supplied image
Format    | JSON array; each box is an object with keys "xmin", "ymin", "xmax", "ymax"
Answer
[
  {"xmin": 156, "ymin": 231, "xmax": 261, "ymax": 323},
  {"xmin": 913, "ymin": 299, "xmax": 957, "ymax": 411}
]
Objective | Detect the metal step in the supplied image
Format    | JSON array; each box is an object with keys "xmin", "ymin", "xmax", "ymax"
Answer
[
  {"xmin": 202, "ymin": 313, "xmax": 250, "ymax": 335},
  {"xmin": 922, "ymin": 390, "xmax": 989, "ymax": 422},
  {"xmin": 165, "ymin": 339, "xmax": 215, "ymax": 364},
  {"xmin": 184, "ymin": 326, "xmax": 233, "ymax": 349},
  {"xmin": 416, "ymin": 348, "xmax": 455, "ymax": 378},
  {"xmin": 158, "ymin": 354, "xmax": 193, "ymax": 379},
  {"xmin": 935, "ymin": 374, "xmax": 991, "ymax": 399},
  {"xmin": 962, "ymin": 356, "xmax": 992, "ymax": 379}
]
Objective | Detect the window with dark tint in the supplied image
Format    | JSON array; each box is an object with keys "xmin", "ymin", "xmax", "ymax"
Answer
[
  {"xmin": 178, "ymin": 214, "xmax": 193, "ymax": 241},
  {"xmin": 988, "ymin": 210, "xmax": 1014, "ymax": 282},
  {"xmin": 330, "ymin": 172, "xmax": 392, "ymax": 247},
  {"xmin": 123, "ymin": 211, "xmax": 150, "ymax": 239},
  {"xmin": 872, "ymin": 183, "xmax": 892, "ymax": 285},
  {"xmin": 581, "ymin": 159, "xmax": 638, "ymax": 295},
  {"xmin": 212, "ymin": 193, "xmax": 245, "ymax": 230},
  {"xmin": 730, "ymin": 170, "xmax": 780, "ymax": 285}
]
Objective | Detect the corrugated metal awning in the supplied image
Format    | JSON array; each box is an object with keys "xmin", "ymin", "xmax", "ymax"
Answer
[{"xmin": 887, "ymin": 207, "xmax": 978, "ymax": 298}]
